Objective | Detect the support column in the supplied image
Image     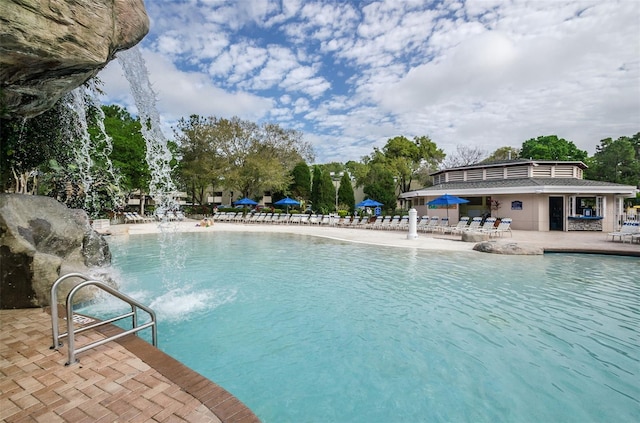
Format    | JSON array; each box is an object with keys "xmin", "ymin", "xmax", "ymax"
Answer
[{"xmin": 407, "ymin": 208, "xmax": 418, "ymax": 239}]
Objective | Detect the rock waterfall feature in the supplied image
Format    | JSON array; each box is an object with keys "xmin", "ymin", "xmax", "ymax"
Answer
[
  {"xmin": 0, "ymin": 0, "xmax": 149, "ymax": 118},
  {"xmin": 0, "ymin": 0, "xmax": 150, "ymax": 308},
  {"xmin": 0, "ymin": 194, "xmax": 112, "ymax": 308}
]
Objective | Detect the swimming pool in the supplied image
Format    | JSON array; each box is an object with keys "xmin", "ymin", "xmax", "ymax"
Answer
[{"xmin": 88, "ymin": 231, "xmax": 639, "ymax": 422}]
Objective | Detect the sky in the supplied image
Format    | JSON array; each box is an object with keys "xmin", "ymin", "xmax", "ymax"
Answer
[{"xmin": 98, "ymin": 0, "xmax": 640, "ymax": 163}]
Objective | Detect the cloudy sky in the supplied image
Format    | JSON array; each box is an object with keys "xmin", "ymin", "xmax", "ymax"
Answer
[{"xmin": 99, "ymin": 0, "xmax": 640, "ymax": 163}]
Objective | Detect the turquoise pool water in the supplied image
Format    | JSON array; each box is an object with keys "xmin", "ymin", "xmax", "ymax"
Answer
[{"xmin": 88, "ymin": 232, "xmax": 639, "ymax": 422}]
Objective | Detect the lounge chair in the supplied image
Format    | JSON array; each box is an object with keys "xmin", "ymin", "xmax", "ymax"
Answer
[
  {"xmin": 416, "ymin": 216, "xmax": 430, "ymax": 232},
  {"xmin": 308, "ymin": 214, "xmax": 320, "ymax": 225},
  {"xmin": 433, "ymin": 217, "xmax": 450, "ymax": 233},
  {"xmin": 487, "ymin": 218, "xmax": 513, "ymax": 237},
  {"xmin": 398, "ymin": 215, "xmax": 410, "ymax": 230},
  {"xmin": 608, "ymin": 221, "xmax": 640, "ymax": 242},
  {"xmin": 460, "ymin": 217, "xmax": 482, "ymax": 232},
  {"xmin": 339, "ymin": 216, "xmax": 354, "ymax": 227},
  {"xmin": 263, "ymin": 213, "xmax": 275, "ymax": 224},
  {"xmin": 320, "ymin": 215, "xmax": 331, "ymax": 225},
  {"xmin": 347, "ymin": 216, "xmax": 361, "ymax": 227},
  {"xmin": 376, "ymin": 215, "xmax": 391, "ymax": 230},
  {"xmin": 289, "ymin": 214, "xmax": 301, "ymax": 224},
  {"xmin": 385, "ymin": 215, "xmax": 401, "ymax": 230},
  {"xmin": 478, "ymin": 217, "xmax": 497, "ymax": 233},
  {"xmin": 355, "ymin": 216, "xmax": 369, "ymax": 228},
  {"xmin": 421, "ymin": 216, "xmax": 439, "ymax": 232},
  {"xmin": 442, "ymin": 217, "xmax": 470, "ymax": 234},
  {"xmin": 124, "ymin": 212, "xmax": 137, "ymax": 224}
]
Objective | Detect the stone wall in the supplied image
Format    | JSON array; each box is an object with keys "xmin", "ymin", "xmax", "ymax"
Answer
[{"xmin": 567, "ymin": 217, "xmax": 603, "ymax": 231}]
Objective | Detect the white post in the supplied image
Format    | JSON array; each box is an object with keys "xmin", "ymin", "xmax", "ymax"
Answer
[{"xmin": 407, "ymin": 208, "xmax": 418, "ymax": 239}]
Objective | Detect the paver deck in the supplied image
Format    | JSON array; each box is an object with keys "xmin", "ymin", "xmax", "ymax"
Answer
[{"xmin": 0, "ymin": 307, "xmax": 259, "ymax": 423}]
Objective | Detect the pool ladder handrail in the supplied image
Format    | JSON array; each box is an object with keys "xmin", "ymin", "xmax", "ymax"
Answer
[{"xmin": 50, "ymin": 273, "xmax": 157, "ymax": 365}]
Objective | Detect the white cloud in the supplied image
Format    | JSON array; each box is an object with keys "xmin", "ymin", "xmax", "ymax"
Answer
[
  {"xmin": 100, "ymin": 0, "xmax": 639, "ymax": 162},
  {"xmin": 99, "ymin": 49, "xmax": 274, "ymax": 127}
]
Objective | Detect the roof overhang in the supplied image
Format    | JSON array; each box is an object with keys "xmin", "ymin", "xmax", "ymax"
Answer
[{"xmin": 400, "ymin": 185, "xmax": 638, "ymax": 198}]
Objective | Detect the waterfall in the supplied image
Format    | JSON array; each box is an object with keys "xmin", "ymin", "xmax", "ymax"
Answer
[
  {"xmin": 64, "ymin": 82, "xmax": 123, "ymax": 216},
  {"xmin": 117, "ymin": 46, "xmax": 179, "ymax": 216}
]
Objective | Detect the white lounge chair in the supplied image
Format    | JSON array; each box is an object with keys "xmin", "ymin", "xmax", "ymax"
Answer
[
  {"xmin": 478, "ymin": 217, "xmax": 497, "ymax": 233},
  {"xmin": 355, "ymin": 216, "xmax": 369, "ymax": 228},
  {"xmin": 460, "ymin": 217, "xmax": 482, "ymax": 232},
  {"xmin": 608, "ymin": 221, "xmax": 640, "ymax": 242},
  {"xmin": 385, "ymin": 215, "xmax": 401, "ymax": 230},
  {"xmin": 376, "ymin": 216, "xmax": 391, "ymax": 230},
  {"xmin": 421, "ymin": 216, "xmax": 439, "ymax": 232},
  {"xmin": 416, "ymin": 216, "xmax": 430, "ymax": 232},
  {"xmin": 433, "ymin": 217, "xmax": 450, "ymax": 233},
  {"xmin": 442, "ymin": 217, "xmax": 470, "ymax": 234},
  {"xmin": 487, "ymin": 218, "xmax": 513, "ymax": 237}
]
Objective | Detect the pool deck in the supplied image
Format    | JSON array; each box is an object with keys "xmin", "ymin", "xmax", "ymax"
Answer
[{"xmin": 2, "ymin": 221, "xmax": 638, "ymax": 422}]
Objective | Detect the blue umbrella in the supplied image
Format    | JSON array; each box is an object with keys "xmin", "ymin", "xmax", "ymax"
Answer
[
  {"xmin": 234, "ymin": 197, "xmax": 258, "ymax": 206},
  {"xmin": 356, "ymin": 198, "xmax": 383, "ymax": 208},
  {"xmin": 427, "ymin": 194, "xmax": 469, "ymax": 220},
  {"xmin": 274, "ymin": 197, "xmax": 300, "ymax": 213},
  {"xmin": 274, "ymin": 197, "xmax": 300, "ymax": 207}
]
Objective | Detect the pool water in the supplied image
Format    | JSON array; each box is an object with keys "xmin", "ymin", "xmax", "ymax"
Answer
[{"xmin": 85, "ymin": 232, "xmax": 639, "ymax": 422}]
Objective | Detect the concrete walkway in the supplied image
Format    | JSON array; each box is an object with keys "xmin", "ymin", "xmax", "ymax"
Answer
[
  {"xmin": 2, "ymin": 220, "xmax": 637, "ymax": 423},
  {"xmin": 118, "ymin": 220, "xmax": 640, "ymax": 256}
]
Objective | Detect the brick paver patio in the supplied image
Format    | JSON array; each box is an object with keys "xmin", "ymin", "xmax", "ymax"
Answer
[{"xmin": 0, "ymin": 308, "xmax": 259, "ymax": 423}]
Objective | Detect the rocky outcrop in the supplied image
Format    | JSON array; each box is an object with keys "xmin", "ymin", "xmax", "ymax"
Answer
[
  {"xmin": 0, "ymin": 0, "xmax": 149, "ymax": 118},
  {"xmin": 0, "ymin": 194, "xmax": 112, "ymax": 308},
  {"xmin": 473, "ymin": 240, "xmax": 544, "ymax": 255}
]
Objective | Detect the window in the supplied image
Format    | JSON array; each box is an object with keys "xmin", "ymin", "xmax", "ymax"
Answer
[
  {"xmin": 568, "ymin": 196, "xmax": 575, "ymax": 216},
  {"xmin": 595, "ymin": 196, "xmax": 605, "ymax": 217},
  {"xmin": 576, "ymin": 196, "xmax": 603, "ymax": 216}
]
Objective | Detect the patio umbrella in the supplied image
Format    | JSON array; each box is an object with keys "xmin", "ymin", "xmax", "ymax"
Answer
[
  {"xmin": 427, "ymin": 194, "xmax": 469, "ymax": 220},
  {"xmin": 274, "ymin": 197, "xmax": 300, "ymax": 213},
  {"xmin": 356, "ymin": 198, "xmax": 383, "ymax": 208},
  {"xmin": 234, "ymin": 197, "xmax": 258, "ymax": 206}
]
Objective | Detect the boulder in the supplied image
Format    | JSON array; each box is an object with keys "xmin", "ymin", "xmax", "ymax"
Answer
[
  {"xmin": 0, "ymin": 194, "xmax": 112, "ymax": 308},
  {"xmin": 473, "ymin": 240, "xmax": 544, "ymax": 255},
  {"xmin": 462, "ymin": 231, "xmax": 489, "ymax": 242},
  {"xmin": 0, "ymin": 0, "xmax": 149, "ymax": 118}
]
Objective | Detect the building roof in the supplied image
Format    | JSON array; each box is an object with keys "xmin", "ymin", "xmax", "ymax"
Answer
[
  {"xmin": 429, "ymin": 159, "xmax": 588, "ymax": 176},
  {"xmin": 400, "ymin": 178, "xmax": 637, "ymax": 198}
]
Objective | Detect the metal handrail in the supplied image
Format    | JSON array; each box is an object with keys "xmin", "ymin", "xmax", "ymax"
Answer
[{"xmin": 50, "ymin": 273, "xmax": 157, "ymax": 365}]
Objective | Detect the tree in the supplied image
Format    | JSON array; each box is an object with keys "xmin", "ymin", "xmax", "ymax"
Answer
[
  {"xmin": 100, "ymin": 105, "xmax": 149, "ymax": 207},
  {"xmin": 585, "ymin": 135, "xmax": 640, "ymax": 186},
  {"xmin": 174, "ymin": 115, "xmax": 314, "ymax": 201},
  {"xmin": 442, "ymin": 145, "xmax": 488, "ymax": 168},
  {"xmin": 372, "ymin": 135, "xmax": 445, "ymax": 194},
  {"xmin": 174, "ymin": 115, "xmax": 225, "ymax": 205},
  {"xmin": 310, "ymin": 165, "xmax": 322, "ymax": 211},
  {"xmin": 309, "ymin": 165, "xmax": 334, "ymax": 213},
  {"xmin": 520, "ymin": 135, "xmax": 588, "ymax": 161},
  {"xmin": 337, "ymin": 171, "xmax": 355, "ymax": 213},
  {"xmin": 363, "ymin": 163, "xmax": 397, "ymax": 213},
  {"xmin": 0, "ymin": 100, "xmax": 71, "ymax": 194},
  {"xmin": 289, "ymin": 161, "xmax": 311, "ymax": 200},
  {"xmin": 484, "ymin": 146, "xmax": 520, "ymax": 162},
  {"xmin": 345, "ymin": 160, "xmax": 370, "ymax": 188}
]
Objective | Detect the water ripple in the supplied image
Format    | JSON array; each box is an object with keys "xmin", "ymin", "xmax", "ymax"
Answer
[{"xmin": 91, "ymin": 233, "xmax": 640, "ymax": 423}]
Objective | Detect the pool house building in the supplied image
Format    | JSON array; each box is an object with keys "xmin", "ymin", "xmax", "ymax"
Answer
[{"xmin": 399, "ymin": 159, "xmax": 638, "ymax": 232}]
